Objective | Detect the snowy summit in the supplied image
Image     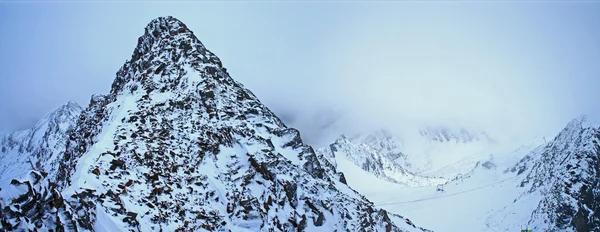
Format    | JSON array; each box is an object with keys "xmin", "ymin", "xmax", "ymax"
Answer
[{"xmin": 0, "ymin": 16, "xmax": 427, "ymax": 232}]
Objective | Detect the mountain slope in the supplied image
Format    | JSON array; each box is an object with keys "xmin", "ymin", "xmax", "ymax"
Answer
[
  {"xmin": 505, "ymin": 116, "xmax": 600, "ymax": 231},
  {"xmin": 0, "ymin": 102, "xmax": 82, "ymax": 230},
  {"xmin": 1, "ymin": 16, "xmax": 427, "ymax": 232},
  {"xmin": 0, "ymin": 101, "xmax": 82, "ymax": 183}
]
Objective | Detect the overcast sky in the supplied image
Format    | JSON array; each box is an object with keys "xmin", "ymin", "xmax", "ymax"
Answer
[{"xmin": 1, "ymin": 1, "xmax": 600, "ymax": 146}]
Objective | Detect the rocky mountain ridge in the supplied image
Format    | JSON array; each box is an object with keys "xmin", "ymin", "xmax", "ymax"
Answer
[{"xmin": 507, "ymin": 116, "xmax": 600, "ymax": 231}]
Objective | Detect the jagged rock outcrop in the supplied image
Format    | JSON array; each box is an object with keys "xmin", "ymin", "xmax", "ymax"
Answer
[{"xmin": 0, "ymin": 171, "xmax": 77, "ymax": 231}]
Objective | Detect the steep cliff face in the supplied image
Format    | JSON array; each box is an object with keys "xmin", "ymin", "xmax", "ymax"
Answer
[
  {"xmin": 509, "ymin": 116, "xmax": 600, "ymax": 232},
  {"xmin": 1, "ymin": 16, "xmax": 427, "ymax": 232},
  {"xmin": 0, "ymin": 101, "xmax": 82, "ymax": 183}
]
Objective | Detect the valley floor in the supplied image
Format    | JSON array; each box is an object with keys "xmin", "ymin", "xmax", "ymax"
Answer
[{"xmin": 336, "ymin": 139, "xmax": 546, "ymax": 232}]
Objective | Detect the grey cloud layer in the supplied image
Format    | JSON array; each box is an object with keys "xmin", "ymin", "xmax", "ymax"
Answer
[{"xmin": 1, "ymin": 2, "xmax": 599, "ymax": 146}]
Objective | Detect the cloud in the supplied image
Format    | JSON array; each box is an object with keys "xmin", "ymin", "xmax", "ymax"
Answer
[
  {"xmin": 1, "ymin": 2, "xmax": 599, "ymax": 147},
  {"xmin": 262, "ymin": 2, "xmax": 600, "ymax": 146}
]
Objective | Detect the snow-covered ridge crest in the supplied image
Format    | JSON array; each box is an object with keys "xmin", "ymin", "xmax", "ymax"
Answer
[
  {"xmin": 560, "ymin": 114, "xmax": 594, "ymax": 134},
  {"xmin": 0, "ymin": 101, "xmax": 82, "ymax": 183},
  {"xmin": 111, "ymin": 16, "xmax": 226, "ymax": 98},
  {"xmin": 132, "ymin": 16, "xmax": 196, "ymax": 62},
  {"xmin": 493, "ymin": 115, "xmax": 600, "ymax": 231}
]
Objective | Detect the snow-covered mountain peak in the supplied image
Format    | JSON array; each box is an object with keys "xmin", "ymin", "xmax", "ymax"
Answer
[
  {"xmin": 0, "ymin": 101, "xmax": 82, "ymax": 184},
  {"xmin": 536, "ymin": 114, "xmax": 598, "ymax": 156},
  {"xmin": 65, "ymin": 100, "xmax": 81, "ymax": 110},
  {"xmin": 38, "ymin": 100, "xmax": 81, "ymax": 122},
  {"xmin": 112, "ymin": 15, "xmax": 226, "ymax": 98},
  {"xmin": 33, "ymin": 101, "xmax": 82, "ymax": 132},
  {"xmin": 5, "ymin": 101, "xmax": 82, "ymax": 152},
  {"xmin": 561, "ymin": 114, "xmax": 593, "ymax": 133},
  {"xmin": 145, "ymin": 16, "xmax": 188, "ymax": 35},
  {"xmin": 132, "ymin": 16, "xmax": 195, "ymax": 58},
  {"xmin": 0, "ymin": 17, "xmax": 429, "ymax": 231}
]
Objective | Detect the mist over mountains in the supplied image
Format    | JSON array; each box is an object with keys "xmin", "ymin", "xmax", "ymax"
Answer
[
  {"xmin": 2, "ymin": 2, "xmax": 600, "ymax": 231},
  {"xmin": 3, "ymin": 2, "xmax": 600, "ymax": 149}
]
